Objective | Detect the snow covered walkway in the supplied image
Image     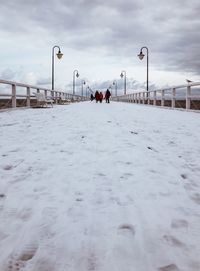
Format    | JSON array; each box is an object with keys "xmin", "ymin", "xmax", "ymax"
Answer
[{"xmin": 0, "ymin": 102, "xmax": 200, "ymax": 271}]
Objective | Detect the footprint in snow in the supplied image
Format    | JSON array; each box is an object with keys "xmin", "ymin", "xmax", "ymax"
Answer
[
  {"xmin": 163, "ymin": 235, "xmax": 185, "ymax": 248},
  {"xmin": 18, "ymin": 208, "xmax": 33, "ymax": 222},
  {"xmin": 0, "ymin": 194, "xmax": 6, "ymax": 198},
  {"xmin": 76, "ymin": 198, "xmax": 83, "ymax": 202},
  {"xmin": 190, "ymin": 193, "xmax": 200, "ymax": 205},
  {"xmin": 5, "ymin": 244, "xmax": 38, "ymax": 271},
  {"xmin": 158, "ymin": 264, "xmax": 179, "ymax": 271},
  {"xmin": 180, "ymin": 173, "xmax": 187, "ymax": 180},
  {"xmin": 171, "ymin": 219, "xmax": 189, "ymax": 229},
  {"xmin": 3, "ymin": 165, "xmax": 13, "ymax": 170},
  {"xmin": 118, "ymin": 224, "xmax": 135, "ymax": 236},
  {"xmin": 96, "ymin": 172, "xmax": 106, "ymax": 177},
  {"xmin": 3, "ymin": 160, "xmax": 24, "ymax": 171},
  {"xmin": 87, "ymin": 252, "xmax": 97, "ymax": 271},
  {"xmin": 147, "ymin": 146, "xmax": 158, "ymax": 152}
]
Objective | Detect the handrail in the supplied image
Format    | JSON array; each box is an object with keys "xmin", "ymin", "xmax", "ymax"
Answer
[
  {"xmin": 112, "ymin": 82, "xmax": 200, "ymax": 110},
  {"xmin": 0, "ymin": 79, "xmax": 89, "ymax": 109}
]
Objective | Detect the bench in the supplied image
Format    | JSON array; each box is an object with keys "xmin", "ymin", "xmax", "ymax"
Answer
[
  {"xmin": 57, "ymin": 96, "xmax": 70, "ymax": 105},
  {"xmin": 33, "ymin": 92, "xmax": 54, "ymax": 107}
]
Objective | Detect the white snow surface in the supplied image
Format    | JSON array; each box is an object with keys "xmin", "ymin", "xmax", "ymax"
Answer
[{"xmin": 0, "ymin": 102, "xmax": 200, "ymax": 271}]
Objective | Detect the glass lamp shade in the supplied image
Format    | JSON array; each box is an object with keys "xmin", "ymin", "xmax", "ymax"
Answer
[
  {"xmin": 120, "ymin": 73, "xmax": 124, "ymax": 78},
  {"xmin": 56, "ymin": 51, "xmax": 63, "ymax": 59},
  {"xmin": 138, "ymin": 52, "xmax": 145, "ymax": 60},
  {"xmin": 76, "ymin": 72, "xmax": 79, "ymax": 78}
]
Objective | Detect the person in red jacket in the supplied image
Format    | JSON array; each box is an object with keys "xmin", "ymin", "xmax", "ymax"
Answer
[
  {"xmin": 99, "ymin": 92, "xmax": 103, "ymax": 103},
  {"xmin": 95, "ymin": 90, "xmax": 100, "ymax": 102}
]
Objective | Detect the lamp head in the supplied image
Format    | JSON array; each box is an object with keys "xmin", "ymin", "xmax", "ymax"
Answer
[
  {"xmin": 76, "ymin": 72, "xmax": 79, "ymax": 78},
  {"xmin": 57, "ymin": 50, "xmax": 63, "ymax": 59},
  {"xmin": 138, "ymin": 51, "xmax": 145, "ymax": 60},
  {"xmin": 120, "ymin": 72, "xmax": 124, "ymax": 78},
  {"xmin": 83, "ymin": 80, "xmax": 86, "ymax": 85},
  {"xmin": 113, "ymin": 81, "xmax": 115, "ymax": 85}
]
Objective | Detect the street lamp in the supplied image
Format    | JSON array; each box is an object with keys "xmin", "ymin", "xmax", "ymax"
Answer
[
  {"xmin": 73, "ymin": 70, "xmax": 79, "ymax": 95},
  {"xmin": 120, "ymin": 71, "xmax": 126, "ymax": 95},
  {"xmin": 81, "ymin": 80, "xmax": 86, "ymax": 96},
  {"xmin": 138, "ymin": 46, "xmax": 149, "ymax": 92},
  {"xmin": 113, "ymin": 80, "xmax": 118, "ymax": 96},
  {"xmin": 52, "ymin": 45, "xmax": 63, "ymax": 90},
  {"xmin": 86, "ymin": 86, "xmax": 90, "ymax": 97}
]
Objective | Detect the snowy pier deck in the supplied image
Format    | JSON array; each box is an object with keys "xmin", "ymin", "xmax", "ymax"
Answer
[{"xmin": 0, "ymin": 102, "xmax": 200, "ymax": 271}]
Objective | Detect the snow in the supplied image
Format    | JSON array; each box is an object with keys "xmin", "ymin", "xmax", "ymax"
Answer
[{"xmin": 0, "ymin": 102, "xmax": 200, "ymax": 271}]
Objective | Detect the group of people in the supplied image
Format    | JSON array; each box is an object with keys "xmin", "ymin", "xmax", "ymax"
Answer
[{"xmin": 91, "ymin": 89, "xmax": 111, "ymax": 103}]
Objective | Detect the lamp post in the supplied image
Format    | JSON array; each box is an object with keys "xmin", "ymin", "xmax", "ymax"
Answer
[
  {"xmin": 120, "ymin": 71, "xmax": 126, "ymax": 95},
  {"xmin": 52, "ymin": 45, "xmax": 63, "ymax": 90},
  {"xmin": 86, "ymin": 86, "xmax": 87, "ymax": 97},
  {"xmin": 86, "ymin": 86, "xmax": 90, "ymax": 97},
  {"xmin": 113, "ymin": 80, "xmax": 118, "ymax": 96},
  {"xmin": 81, "ymin": 80, "xmax": 86, "ymax": 96},
  {"xmin": 73, "ymin": 70, "xmax": 79, "ymax": 95},
  {"xmin": 138, "ymin": 46, "xmax": 149, "ymax": 93},
  {"xmin": 109, "ymin": 85, "xmax": 112, "ymax": 96},
  {"xmin": 89, "ymin": 87, "xmax": 93, "ymax": 94}
]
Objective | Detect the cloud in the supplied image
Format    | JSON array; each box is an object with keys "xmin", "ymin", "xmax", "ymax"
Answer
[
  {"xmin": 0, "ymin": 0, "xmax": 200, "ymax": 89},
  {"xmin": 0, "ymin": 69, "xmax": 16, "ymax": 80},
  {"xmin": 36, "ymin": 77, "xmax": 51, "ymax": 86}
]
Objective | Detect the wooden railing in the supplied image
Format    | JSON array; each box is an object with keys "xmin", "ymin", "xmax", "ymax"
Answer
[
  {"xmin": 112, "ymin": 82, "xmax": 200, "ymax": 111},
  {"xmin": 0, "ymin": 79, "xmax": 89, "ymax": 109}
]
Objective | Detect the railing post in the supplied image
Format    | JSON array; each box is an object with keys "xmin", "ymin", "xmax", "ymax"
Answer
[
  {"xmin": 37, "ymin": 88, "xmax": 40, "ymax": 93},
  {"xmin": 186, "ymin": 86, "xmax": 191, "ymax": 110},
  {"xmin": 26, "ymin": 87, "xmax": 30, "ymax": 107},
  {"xmin": 138, "ymin": 93, "xmax": 141, "ymax": 104},
  {"xmin": 44, "ymin": 90, "xmax": 47, "ymax": 98},
  {"xmin": 142, "ymin": 92, "xmax": 145, "ymax": 104},
  {"xmin": 12, "ymin": 84, "xmax": 16, "ymax": 108},
  {"xmin": 153, "ymin": 90, "xmax": 156, "ymax": 106},
  {"xmin": 55, "ymin": 92, "xmax": 58, "ymax": 104},
  {"xmin": 161, "ymin": 89, "xmax": 165, "ymax": 106},
  {"xmin": 147, "ymin": 92, "xmax": 150, "ymax": 105},
  {"xmin": 171, "ymin": 88, "xmax": 176, "ymax": 109}
]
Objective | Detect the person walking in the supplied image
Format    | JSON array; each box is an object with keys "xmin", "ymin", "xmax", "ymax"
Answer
[
  {"xmin": 99, "ymin": 91, "xmax": 103, "ymax": 103},
  {"xmin": 90, "ymin": 93, "xmax": 94, "ymax": 101},
  {"xmin": 95, "ymin": 90, "xmax": 100, "ymax": 103},
  {"xmin": 105, "ymin": 89, "xmax": 111, "ymax": 103}
]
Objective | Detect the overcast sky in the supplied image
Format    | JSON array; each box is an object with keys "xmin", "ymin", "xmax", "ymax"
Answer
[{"xmin": 0, "ymin": 0, "xmax": 200, "ymax": 95}]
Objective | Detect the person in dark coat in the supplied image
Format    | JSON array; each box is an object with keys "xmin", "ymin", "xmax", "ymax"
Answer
[
  {"xmin": 90, "ymin": 94, "xmax": 94, "ymax": 101},
  {"xmin": 105, "ymin": 89, "xmax": 111, "ymax": 103},
  {"xmin": 99, "ymin": 92, "xmax": 103, "ymax": 103},
  {"xmin": 95, "ymin": 90, "xmax": 100, "ymax": 102}
]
